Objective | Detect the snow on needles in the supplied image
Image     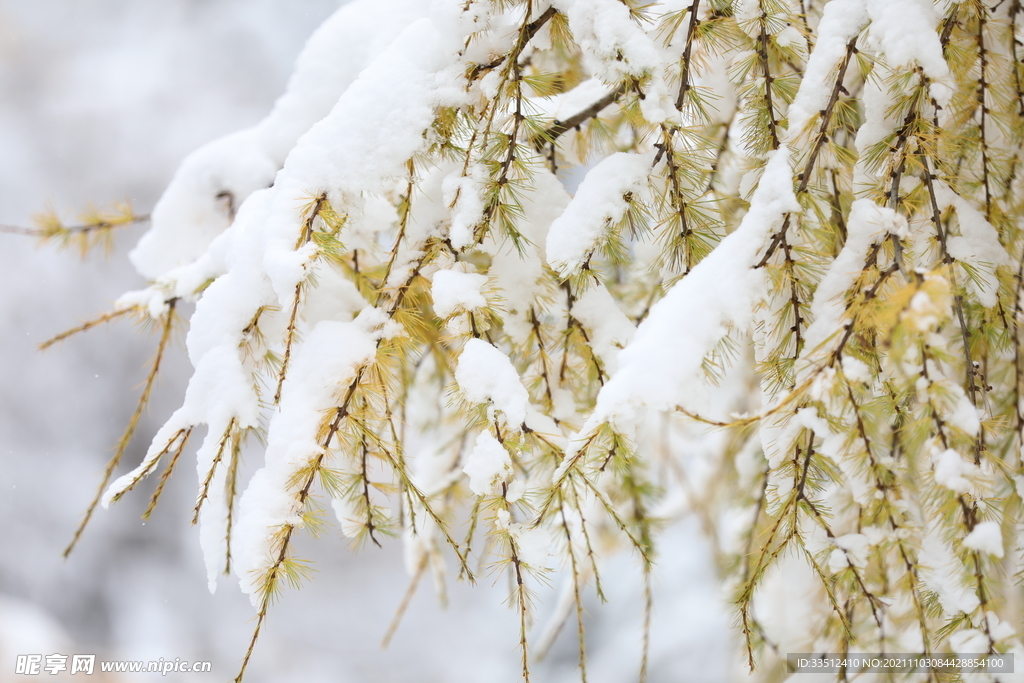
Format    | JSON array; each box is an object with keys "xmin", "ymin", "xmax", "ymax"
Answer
[
  {"xmin": 130, "ymin": 0, "xmax": 430, "ymax": 279},
  {"xmin": 962, "ymin": 521, "xmax": 1004, "ymax": 559},
  {"xmin": 554, "ymin": 0, "xmax": 665, "ymax": 83},
  {"xmin": 864, "ymin": 0, "xmax": 953, "ymax": 104},
  {"xmin": 933, "ymin": 181, "xmax": 1011, "ymax": 307},
  {"xmin": 90, "ymin": 0, "xmax": 1014, "ymax": 659},
  {"xmin": 456, "ymin": 338, "xmax": 530, "ymax": 429},
  {"xmin": 431, "ymin": 268, "xmax": 489, "ymax": 319},
  {"xmin": 463, "ymin": 431, "xmax": 514, "ymax": 496},
  {"xmin": 786, "ymin": 0, "xmax": 867, "ymax": 139},
  {"xmin": 546, "ymin": 151, "xmax": 651, "ymax": 277},
  {"xmin": 583, "ymin": 147, "xmax": 799, "ymax": 432},
  {"xmin": 233, "ymin": 314, "xmax": 381, "ymax": 599},
  {"xmin": 919, "ymin": 527, "xmax": 981, "ymax": 616}
]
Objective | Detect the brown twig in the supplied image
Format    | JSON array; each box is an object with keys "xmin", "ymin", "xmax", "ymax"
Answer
[{"xmin": 63, "ymin": 299, "xmax": 178, "ymax": 558}]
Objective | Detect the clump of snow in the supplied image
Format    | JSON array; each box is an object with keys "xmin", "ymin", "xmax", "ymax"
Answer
[
  {"xmin": 508, "ymin": 524, "xmax": 553, "ymax": 571},
  {"xmin": 554, "ymin": 0, "xmax": 665, "ymax": 83},
  {"xmin": 455, "ymin": 338, "xmax": 530, "ymax": 428},
  {"xmin": 731, "ymin": 0, "xmax": 760, "ymax": 24},
  {"xmin": 919, "ymin": 527, "xmax": 980, "ymax": 616},
  {"xmin": 443, "ymin": 165, "xmax": 487, "ymax": 250},
  {"xmin": 947, "ymin": 391, "xmax": 981, "ymax": 436},
  {"xmin": 933, "ymin": 181, "xmax": 1012, "ymax": 307},
  {"xmin": 983, "ymin": 612, "xmax": 1017, "ymax": 642},
  {"xmin": 786, "ymin": 0, "xmax": 867, "ymax": 138},
  {"xmin": 949, "ymin": 629, "xmax": 989, "ymax": 655},
  {"xmin": 828, "ymin": 533, "xmax": 870, "ymax": 572},
  {"xmin": 774, "ymin": 26, "xmax": 804, "ymax": 49},
  {"xmin": 534, "ymin": 78, "xmax": 613, "ymax": 122},
  {"xmin": 116, "ymin": 287, "xmax": 172, "ymax": 319},
  {"xmin": 864, "ymin": 0, "xmax": 953, "ymax": 105},
  {"xmin": 932, "ymin": 448, "xmax": 979, "ymax": 494},
  {"xmin": 546, "ymin": 151, "xmax": 651, "ymax": 277},
  {"xmin": 963, "ymin": 521, "xmax": 1003, "ymax": 558},
  {"xmin": 841, "ymin": 355, "xmax": 872, "ymax": 383},
  {"xmin": 505, "ymin": 477, "xmax": 526, "ymax": 503},
  {"xmin": 431, "ymin": 268, "xmax": 489, "ymax": 319},
  {"xmin": 462, "ymin": 431, "xmax": 513, "ymax": 496}
]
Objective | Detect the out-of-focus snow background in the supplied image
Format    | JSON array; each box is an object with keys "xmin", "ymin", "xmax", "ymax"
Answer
[{"xmin": 0, "ymin": 2, "xmax": 736, "ymax": 681}]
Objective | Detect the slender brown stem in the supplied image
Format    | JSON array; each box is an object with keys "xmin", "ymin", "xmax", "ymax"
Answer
[{"xmin": 64, "ymin": 299, "xmax": 178, "ymax": 558}]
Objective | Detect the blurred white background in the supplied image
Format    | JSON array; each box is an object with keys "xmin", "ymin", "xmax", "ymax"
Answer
[{"xmin": 0, "ymin": 2, "xmax": 735, "ymax": 681}]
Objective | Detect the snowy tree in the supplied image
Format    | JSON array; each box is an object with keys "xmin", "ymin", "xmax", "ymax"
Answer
[{"xmin": 18, "ymin": 0, "xmax": 1024, "ymax": 679}]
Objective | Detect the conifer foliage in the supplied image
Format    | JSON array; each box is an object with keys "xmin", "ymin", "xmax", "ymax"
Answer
[{"xmin": 35, "ymin": 0, "xmax": 1024, "ymax": 679}]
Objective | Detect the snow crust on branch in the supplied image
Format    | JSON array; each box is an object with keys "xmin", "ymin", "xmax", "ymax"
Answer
[
  {"xmin": 456, "ymin": 338, "xmax": 530, "ymax": 429},
  {"xmin": 546, "ymin": 151, "xmax": 652, "ymax": 277},
  {"xmin": 234, "ymin": 315, "xmax": 381, "ymax": 597},
  {"xmin": 786, "ymin": 0, "xmax": 867, "ymax": 138},
  {"xmin": 864, "ymin": 0, "xmax": 953, "ymax": 103},
  {"xmin": 585, "ymin": 147, "xmax": 798, "ymax": 432},
  {"xmin": 130, "ymin": 0, "xmax": 431, "ymax": 279}
]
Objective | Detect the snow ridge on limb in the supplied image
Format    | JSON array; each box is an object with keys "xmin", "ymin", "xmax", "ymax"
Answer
[
  {"xmin": 546, "ymin": 151, "xmax": 652, "ymax": 277},
  {"xmin": 456, "ymin": 338, "xmax": 530, "ymax": 430},
  {"xmin": 786, "ymin": 0, "xmax": 867, "ymax": 139},
  {"xmin": 232, "ymin": 315, "xmax": 381, "ymax": 598},
  {"xmin": 864, "ymin": 0, "xmax": 953, "ymax": 102},
  {"xmin": 583, "ymin": 147, "xmax": 799, "ymax": 433},
  {"xmin": 130, "ymin": 0, "xmax": 431, "ymax": 280}
]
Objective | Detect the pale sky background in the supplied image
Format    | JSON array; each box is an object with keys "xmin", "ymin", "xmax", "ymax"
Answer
[{"xmin": 0, "ymin": 3, "xmax": 734, "ymax": 681}]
